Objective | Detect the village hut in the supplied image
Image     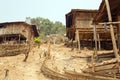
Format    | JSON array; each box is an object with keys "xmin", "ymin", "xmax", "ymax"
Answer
[
  {"xmin": 0, "ymin": 21, "xmax": 39, "ymax": 43},
  {"xmin": 66, "ymin": 9, "xmax": 116, "ymax": 50},
  {"xmin": 0, "ymin": 21, "xmax": 39, "ymax": 57}
]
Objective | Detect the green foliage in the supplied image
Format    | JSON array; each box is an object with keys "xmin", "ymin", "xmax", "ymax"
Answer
[
  {"xmin": 34, "ymin": 37, "xmax": 41, "ymax": 43},
  {"xmin": 26, "ymin": 17, "xmax": 66, "ymax": 39}
]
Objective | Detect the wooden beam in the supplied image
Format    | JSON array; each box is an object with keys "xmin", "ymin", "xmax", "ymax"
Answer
[{"xmin": 99, "ymin": 21, "xmax": 120, "ymax": 25}]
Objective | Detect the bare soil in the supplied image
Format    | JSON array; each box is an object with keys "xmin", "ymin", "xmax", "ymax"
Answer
[
  {"xmin": 0, "ymin": 43, "xmax": 113, "ymax": 80},
  {"xmin": 0, "ymin": 44, "xmax": 49, "ymax": 80}
]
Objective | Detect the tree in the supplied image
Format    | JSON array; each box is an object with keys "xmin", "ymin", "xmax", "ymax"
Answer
[{"xmin": 26, "ymin": 17, "xmax": 66, "ymax": 39}]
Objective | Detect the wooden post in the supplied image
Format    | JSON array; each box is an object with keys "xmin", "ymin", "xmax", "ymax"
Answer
[
  {"xmin": 19, "ymin": 34, "xmax": 21, "ymax": 43},
  {"xmin": 97, "ymin": 34, "xmax": 101, "ymax": 50},
  {"xmin": 113, "ymin": 72, "xmax": 116, "ymax": 79},
  {"xmin": 91, "ymin": 39, "xmax": 93, "ymax": 49},
  {"xmin": 93, "ymin": 24, "xmax": 97, "ymax": 54},
  {"xmin": 76, "ymin": 29, "xmax": 81, "ymax": 51},
  {"xmin": 4, "ymin": 69, "xmax": 9, "ymax": 80},
  {"xmin": 47, "ymin": 42, "xmax": 51, "ymax": 59},
  {"xmin": 105, "ymin": 0, "xmax": 119, "ymax": 58},
  {"xmin": 91, "ymin": 52, "xmax": 95, "ymax": 72},
  {"xmin": 4, "ymin": 35, "xmax": 6, "ymax": 42}
]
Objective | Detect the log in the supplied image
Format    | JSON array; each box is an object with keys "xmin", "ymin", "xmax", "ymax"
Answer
[
  {"xmin": 88, "ymin": 58, "xmax": 117, "ymax": 68},
  {"xmin": 65, "ymin": 70, "xmax": 116, "ymax": 80}
]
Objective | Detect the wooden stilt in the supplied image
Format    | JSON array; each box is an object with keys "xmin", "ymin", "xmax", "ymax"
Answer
[
  {"xmin": 19, "ymin": 34, "xmax": 21, "ymax": 43},
  {"xmin": 93, "ymin": 24, "xmax": 97, "ymax": 54},
  {"xmin": 4, "ymin": 35, "xmax": 6, "ymax": 42},
  {"xmin": 47, "ymin": 42, "xmax": 51, "ymax": 59},
  {"xmin": 91, "ymin": 52, "xmax": 95, "ymax": 72},
  {"xmin": 91, "ymin": 39, "xmax": 93, "ymax": 49},
  {"xmin": 76, "ymin": 29, "xmax": 81, "ymax": 51},
  {"xmin": 97, "ymin": 34, "xmax": 101, "ymax": 50}
]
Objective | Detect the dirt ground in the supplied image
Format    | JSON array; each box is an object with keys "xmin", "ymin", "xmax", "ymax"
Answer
[
  {"xmin": 0, "ymin": 44, "xmax": 50, "ymax": 80},
  {"xmin": 0, "ymin": 43, "xmax": 113, "ymax": 80}
]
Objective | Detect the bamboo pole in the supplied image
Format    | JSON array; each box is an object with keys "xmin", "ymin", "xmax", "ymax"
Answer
[{"xmin": 105, "ymin": 0, "xmax": 119, "ymax": 59}]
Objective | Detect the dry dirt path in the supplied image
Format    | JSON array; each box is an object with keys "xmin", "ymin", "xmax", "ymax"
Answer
[{"xmin": 0, "ymin": 45, "xmax": 50, "ymax": 80}]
